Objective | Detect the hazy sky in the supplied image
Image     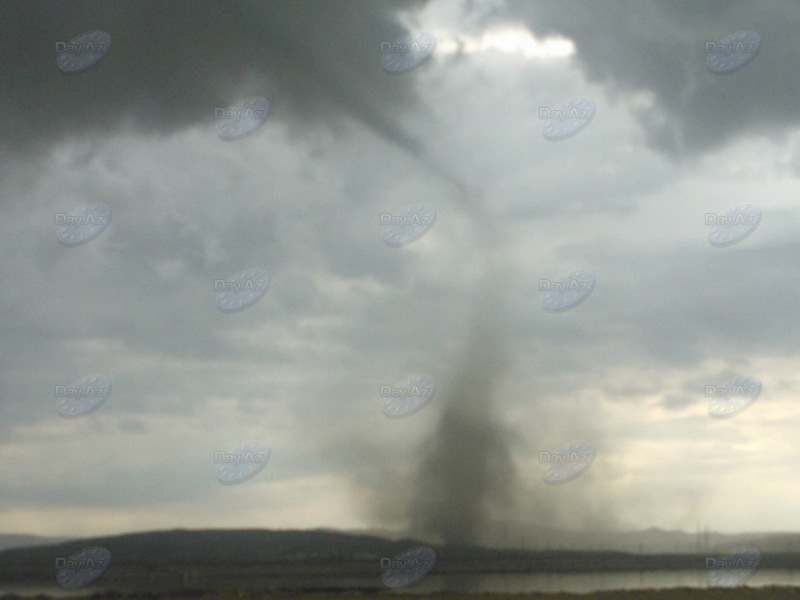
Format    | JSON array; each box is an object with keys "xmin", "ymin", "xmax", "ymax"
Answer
[{"xmin": 3, "ymin": 0, "xmax": 800, "ymax": 542}]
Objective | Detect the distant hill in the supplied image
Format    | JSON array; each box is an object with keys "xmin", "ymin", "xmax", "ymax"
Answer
[
  {"xmin": 0, "ymin": 534, "xmax": 69, "ymax": 551},
  {"xmin": 0, "ymin": 528, "xmax": 428, "ymax": 567},
  {"xmin": 6, "ymin": 525, "xmax": 800, "ymax": 558},
  {"xmin": 0, "ymin": 528, "xmax": 435, "ymax": 589}
]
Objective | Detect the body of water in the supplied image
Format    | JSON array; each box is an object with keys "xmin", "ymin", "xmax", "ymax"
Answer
[
  {"xmin": 6, "ymin": 570, "xmax": 800, "ymax": 597},
  {"xmin": 403, "ymin": 570, "xmax": 800, "ymax": 595}
]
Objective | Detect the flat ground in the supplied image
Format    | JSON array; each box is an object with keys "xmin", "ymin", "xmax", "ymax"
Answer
[
  {"xmin": 17, "ymin": 588, "xmax": 800, "ymax": 600},
  {"xmin": 210, "ymin": 590, "xmax": 797, "ymax": 600}
]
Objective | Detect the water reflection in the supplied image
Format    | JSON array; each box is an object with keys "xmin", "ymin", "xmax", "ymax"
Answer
[
  {"xmin": 399, "ymin": 569, "xmax": 800, "ymax": 594},
  {"xmin": 7, "ymin": 570, "xmax": 800, "ymax": 597}
]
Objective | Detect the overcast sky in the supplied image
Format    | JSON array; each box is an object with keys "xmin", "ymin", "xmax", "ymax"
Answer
[{"xmin": 3, "ymin": 0, "xmax": 800, "ymax": 544}]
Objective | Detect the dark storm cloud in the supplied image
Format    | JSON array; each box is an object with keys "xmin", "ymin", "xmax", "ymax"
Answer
[
  {"xmin": 498, "ymin": 0, "xmax": 800, "ymax": 156},
  {"xmin": 0, "ymin": 0, "xmax": 441, "ymax": 371},
  {"xmin": 0, "ymin": 0, "xmax": 425, "ymax": 156},
  {"xmin": 3, "ymin": 0, "xmax": 543, "ymax": 545}
]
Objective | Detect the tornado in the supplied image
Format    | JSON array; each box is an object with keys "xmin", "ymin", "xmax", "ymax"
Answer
[{"xmin": 404, "ymin": 168, "xmax": 518, "ymax": 546}]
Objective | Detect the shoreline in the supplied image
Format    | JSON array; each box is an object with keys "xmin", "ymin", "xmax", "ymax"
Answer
[{"xmin": 5, "ymin": 586, "xmax": 800, "ymax": 600}]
